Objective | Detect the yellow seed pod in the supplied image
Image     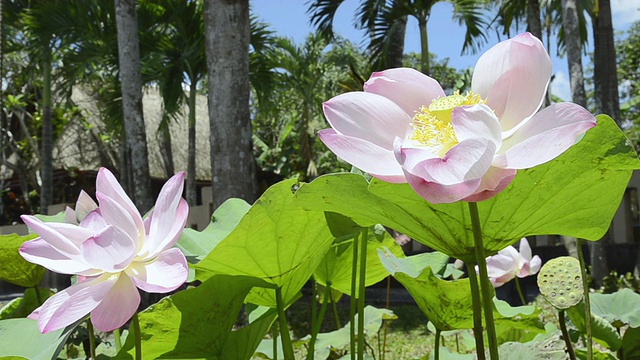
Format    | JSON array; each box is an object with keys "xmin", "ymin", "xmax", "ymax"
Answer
[{"xmin": 537, "ymin": 256, "xmax": 584, "ymax": 309}]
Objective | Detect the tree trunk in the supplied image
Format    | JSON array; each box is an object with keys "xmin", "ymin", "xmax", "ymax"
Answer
[
  {"xmin": 204, "ymin": 0, "xmax": 256, "ymax": 210},
  {"xmin": 561, "ymin": 0, "xmax": 587, "ymax": 108},
  {"xmin": 40, "ymin": 54, "xmax": 52, "ymax": 215},
  {"xmin": 387, "ymin": 11, "xmax": 406, "ymax": 68},
  {"xmin": 157, "ymin": 120, "xmax": 174, "ymax": 178},
  {"xmin": 115, "ymin": 0, "xmax": 153, "ymax": 212},
  {"xmin": 186, "ymin": 78, "xmax": 197, "ymax": 206},
  {"xmin": 592, "ymin": 0, "xmax": 620, "ymax": 123},
  {"xmin": 418, "ymin": 19, "xmax": 429, "ymax": 75},
  {"xmin": 591, "ymin": 0, "xmax": 619, "ymax": 286},
  {"xmin": 526, "ymin": 0, "xmax": 542, "ymax": 40}
]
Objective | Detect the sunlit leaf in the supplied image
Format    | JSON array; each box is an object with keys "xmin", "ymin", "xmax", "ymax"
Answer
[{"xmin": 0, "ymin": 233, "xmax": 42, "ymax": 287}]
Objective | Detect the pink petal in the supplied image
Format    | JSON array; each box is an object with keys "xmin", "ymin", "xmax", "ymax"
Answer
[
  {"xmin": 494, "ymin": 103, "xmax": 596, "ymax": 169},
  {"xmin": 451, "ymin": 104, "xmax": 502, "ymax": 148},
  {"xmin": 145, "ymin": 173, "xmax": 187, "ymax": 255},
  {"xmin": 318, "ymin": 129, "xmax": 406, "ymax": 183},
  {"xmin": 519, "ymin": 255, "xmax": 542, "ymax": 277},
  {"xmin": 20, "ymin": 216, "xmax": 82, "ymax": 256},
  {"xmin": 96, "ymin": 168, "xmax": 145, "ymax": 232},
  {"xmin": 142, "ymin": 199, "xmax": 188, "ymax": 259},
  {"xmin": 75, "ymin": 190, "xmax": 98, "ymax": 222},
  {"xmin": 472, "ymin": 33, "xmax": 552, "ymax": 131},
  {"xmin": 323, "ymin": 92, "xmax": 412, "ymax": 150},
  {"xmin": 64, "ymin": 207, "xmax": 76, "ymax": 224},
  {"xmin": 20, "ymin": 238, "xmax": 98, "ymax": 275},
  {"xmin": 518, "ymin": 238, "xmax": 532, "ymax": 261},
  {"xmin": 403, "ymin": 171, "xmax": 482, "ymax": 204},
  {"xmin": 462, "ymin": 167, "xmax": 516, "ymax": 202},
  {"xmin": 36, "ymin": 274, "xmax": 117, "ymax": 333},
  {"xmin": 363, "ymin": 68, "xmax": 445, "ymax": 115},
  {"xmin": 40, "ymin": 222, "xmax": 94, "ymax": 248},
  {"xmin": 79, "ymin": 211, "xmax": 109, "ymax": 232},
  {"xmin": 96, "ymin": 193, "xmax": 141, "ymax": 244},
  {"xmin": 401, "ymin": 139, "xmax": 496, "ymax": 185},
  {"xmin": 81, "ymin": 226, "xmax": 136, "ymax": 272},
  {"xmin": 90, "ymin": 274, "xmax": 140, "ymax": 332},
  {"xmin": 127, "ymin": 248, "xmax": 188, "ymax": 293}
]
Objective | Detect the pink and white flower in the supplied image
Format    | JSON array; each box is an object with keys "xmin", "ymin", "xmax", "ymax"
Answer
[
  {"xmin": 480, "ymin": 238, "xmax": 542, "ymax": 287},
  {"xmin": 319, "ymin": 33, "xmax": 596, "ymax": 203},
  {"xmin": 20, "ymin": 168, "xmax": 189, "ymax": 333}
]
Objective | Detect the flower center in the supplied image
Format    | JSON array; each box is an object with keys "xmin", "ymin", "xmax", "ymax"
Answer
[{"xmin": 410, "ymin": 91, "xmax": 486, "ymax": 157}]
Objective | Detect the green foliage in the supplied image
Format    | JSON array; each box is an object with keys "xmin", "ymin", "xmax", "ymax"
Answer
[
  {"xmin": 0, "ymin": 318, "xmax": 80, "ymax": 360},
  {"xmin": 294, "ymin": 115, "xmax": 640, "ymax": 261},
  {"xmin": 0, "ymin": 233, "xmax": 43, "ymax": 287},
  {"xmin": 115, "ymin": 275, "xmax": 275, "ymax": 359},
  {"xmin": 621, "ymin": 326, "xmax": 640, "ymax": 360},
  {"xmin": 0, "ymin": 288, "xmax": 52, "ymax": 320},
  {"xmin": 194, "ymin": 179, "xmax": 336, "ymax": 307},
  {"xmin": 567, "ymin": 301, "xmax": 623, "ymax": 351},
  {"xmin": 601, "ymin": 271, "xmax": 640, "ymax": 294},
  {"xmin": 587, "ymin": 289, "xmax": 640, "ymax": 328},
  {"xmin": 618, "ymin": 20, "xmax": 640, "ymax": 149}
]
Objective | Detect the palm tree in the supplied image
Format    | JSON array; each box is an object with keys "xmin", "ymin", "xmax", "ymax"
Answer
[
  {"xmin": 591, "ymin": 0, "xmax": 620, "ymax": 122},
  {"xmin": 307, "ymin": 0, "xmax": 488, "ymax": 75},
  {"xmin": 204, "ymin": 0, "xmax": 256, "ymax": 209},
  {"xmin": 114, "ymin": 0, "xmax": 153, "ymax": 212},
  {"xmin": 148, "ymin": 0, "xmax": 206, "ymax": 207}
]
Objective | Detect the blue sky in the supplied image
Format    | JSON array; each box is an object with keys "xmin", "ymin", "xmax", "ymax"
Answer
[{"xmin": 252, "ymin": 0, "xmax": 640, "ymax": 102}]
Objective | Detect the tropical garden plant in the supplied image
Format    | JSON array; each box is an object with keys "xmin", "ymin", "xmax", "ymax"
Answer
[{"xmin": 2, "ymin": 16, "xmax": 640, "ymax": 360}]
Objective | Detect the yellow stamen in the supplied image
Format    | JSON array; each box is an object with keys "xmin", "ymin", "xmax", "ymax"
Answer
[{"xmin": 410, "ymin": 91, "xmax": 486, "ymax": 157}]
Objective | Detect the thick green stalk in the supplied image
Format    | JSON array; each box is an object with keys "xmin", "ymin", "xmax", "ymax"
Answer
[
  {"xmin": 357, "ymin": 228, "xmax": 368, "ymax": 360},
  {"xmin": 515, "ymin": 277, "xmax": 527, "ymax": 305},
  {"xmin": 577, "ymin": 239, "xmax": 592, "ymax": 359},
  {"xmin": 350, "ymin": 231, "xmax": 360, "ymax": 360},
  {"xmin": 434, "ymin": 328, "xmax": 441, "ymax": 360},
  {"xmin": 307, "ymin": 282, "xmax": 332, "ymax": 359},
  {"xmin": 311, "ymin": 280, "xmax": 317, "ymax": 335},
  {"xmin": 559, "ymin": 310, "xmax": 577, "ymax": 360},
  {"xmin": 276, "ymin": 287, "xmax": 295, "ymax": 360},
  {"xmin": 273, "ymin": 323, "xmax": 279, "ymax": 360},
  {"xmin": 87, "ymin": 319, "xmax": 96, "ymax": 360},
  {"xmin": 468, "ymin": 202, "xmax": 499, "ymax": 360},
  {"xmin": 330, "ymin": 290, "xmax": 341, "ymax": 330},
  {"xmin": 132, "ymin": 312, "xmax": 142, "ymax": 360},
  {"xmin": 418, "ymin": 19, "xmax": 430, "ymax": 75},
  {"xmin": 114, "ymin": 328, "xmax": 122, "ymax": 352},
  {"xmin": 466, "ymin": 262, "xmax": 486, "ymax": 360}
]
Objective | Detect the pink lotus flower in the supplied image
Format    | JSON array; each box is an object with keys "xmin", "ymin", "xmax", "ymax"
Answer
[
  {"xmin": 319, "ymin": 33, "xmax": 596, "ymax": 203},
  {"xmin": 20, "ymin": 168, "xmax": 189, "ymax": 333},
  {"xmin": 480, "ymin": 238, "xmax": 542, "ymax": 287}
]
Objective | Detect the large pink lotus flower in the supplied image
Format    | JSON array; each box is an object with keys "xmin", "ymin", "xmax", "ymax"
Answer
[
  {"xmin": 20, "ymin": 168, "xmax": 189, "ymax": 333},
  {"xmin": 480, "ymin": 238, "xmax": 542, "ymax": 287},
  {"xmin": 319, "ymin": 33, "xmax": 596, "ymax": 203}
]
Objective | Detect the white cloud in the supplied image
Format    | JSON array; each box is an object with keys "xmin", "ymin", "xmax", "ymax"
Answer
[
  {"xmin": 611, "ymin": 0, "xmax": 640, "ymax": 27},
  {"xmin": 551, "ymin": 71, "xmax": 572, "ymax": 102}
]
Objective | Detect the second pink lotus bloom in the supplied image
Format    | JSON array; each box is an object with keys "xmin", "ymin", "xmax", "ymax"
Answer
[{"xmin": 319, "ymin": 33, "xmax": 596, "ymax": 203}]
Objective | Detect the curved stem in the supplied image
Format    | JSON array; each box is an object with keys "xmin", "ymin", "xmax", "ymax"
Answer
[
  {"xmin": 559, "ymin": 310, "xmax": 577, "ymax": 360},
  {"xmin": 307, "ymin": 282, "xmax": 332, "ymax": 360},
  {"xmin": 350, "ymin": 231, "xmax": 360, "ymax": 360},
  {"xmin": 577, "ymin": 239, "xmax": 592, "ymax": 359},
  {"xmin": 515, "ymin": 277, "xmax": 527, "ymax": 305},
  {"xmin": 466, "ymin": 262, "xmax": 486, "ymax": 360},
  {"xmin": 468, "ymin": 202, "xmax": 499, "ymax": 360},
  {"xmin": 358, "ymin": 227, "xmax": 369, "ymax": 360},
  {"xmin": 87, "ymin": 319, "xmax": 97, "ymax": 360},
  {"xmin": 276, "ymin": 287, "xmax": 295, "ymax": 360},
  {"xmin": 114, "ymin": 328, "xmax": 122, "ymax": 352},
  {"xmin": 330, "ymin": 289, "xmax": 341, "ymax": 330},
  {"xmin": 132, "ymin": 312, "xmax": 142, "ymax": 360},
  {"xmin": 434, "ymin": 328, "xmax": 441, "ymax": 360}
]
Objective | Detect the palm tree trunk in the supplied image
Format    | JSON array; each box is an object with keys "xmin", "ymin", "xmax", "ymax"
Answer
[
  {"xmin": 561, "ymin": 0, "xmax": 587, "ymax": 107},
  {"xmin": 115, "ymin": 0, "xmax": 153, "ymax": 212},
  {"xmin": 186, "ymin": 78, "xmax": 198, "ymax": 207},
  {"xmin": 204, "ymin": 0, "xmax": 256, "ymax": 210},
  {"xmin": 418, "ymin": 19, "xmax": 429, "ymax": 75},
  {"xmin": 526, "ymin": 0, "xmax": 543, "ymax": 40},
  {"xmin": 157, "ymin": 120, "xmax": 174, "ymax": 178},
  {"xmin": 387, "ymin": 7, "xmax": 406, "ymax": 68},
  {"xmin": 40, "ymin": 53, "xmax": 53, "ymax": 215}
]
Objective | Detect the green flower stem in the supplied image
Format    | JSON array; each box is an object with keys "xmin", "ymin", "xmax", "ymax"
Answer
[
  {"xmin": 87, "ymin": 319, "xmax": 97, "ymax": 360},
  {"xmin": 276, "ymin": 287, "xmax": 295, "ymax": 360},
  {"xmin": 434, "ymin": 328, "xmax": 442, "ymax": 360},
  {"xmin": 330, "ymin": 290, "xmax": 341, "ymax": 330},
  {"xmin": 466, "ymin": 262, "xmax": 486, "ymax": 360},
  {"xmin": 307, "ymin": 281, "xmax": 332, "ymax": 360},
  {"xmin": 468, "ymin": 202, "xmax": 500, "ymax": 360},
  {"xmin": 132, "ymin": 312, "xmax": 142, "ymax": 360},
  {"xmin": 559, "ymin": 310, "xmax": 577, "ymax": 360},
  {"xmin": 577, "ymin": 239, "xmax": 592, "ymax": 359},
  {"xmin": 273, "ymin": 322, "xmax": 279, "ymax": 360},
  {"xmin": 350, "ymin": 231, "xmax": 360, "ymax": 360},
  {"xmin": 311, "ymin": 280, "xmax": 318, "ymax": 335},
  {"xmin": 357, "ymin": 227, "xmax": 369, "ymax": 360},
  {"xmin": 114, "ymin": 328, "xmax": 122, "ymax": 352},
  {"xmin": 515, "ymin": 277, "xmax": 527, "ymax": 305}
]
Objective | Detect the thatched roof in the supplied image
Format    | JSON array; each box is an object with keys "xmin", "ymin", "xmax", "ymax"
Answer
[{"xmin": 55, "ymin": 87, "xmax": 212, "ymax": 180}]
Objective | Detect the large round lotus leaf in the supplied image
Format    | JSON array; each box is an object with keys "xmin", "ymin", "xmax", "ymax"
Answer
[{"xmin": 537, "ymin": 256, "xmax": 583, "ymax": 309}]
